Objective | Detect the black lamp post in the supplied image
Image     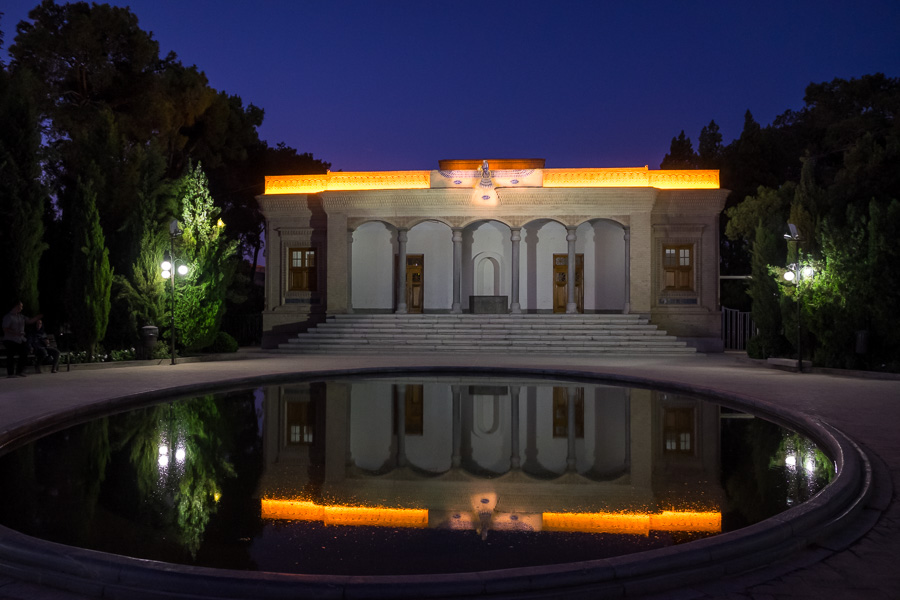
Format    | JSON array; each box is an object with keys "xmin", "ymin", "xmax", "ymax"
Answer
[
  {"xmin": 161, "ymin": 220, "xmax": 188, "ymax": 365},
  {"xmin": 783, "ymin": 224, "xmax": 814, "ymax": 372}
]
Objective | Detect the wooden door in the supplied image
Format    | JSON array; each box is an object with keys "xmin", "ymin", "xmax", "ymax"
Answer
[
  {"xmin": 406, "ymin": 254, "xmax": 424, "ymax": 313},
  {"xmin": 552, "ymin": 254, "xmax": 584, "ymax": 313}
]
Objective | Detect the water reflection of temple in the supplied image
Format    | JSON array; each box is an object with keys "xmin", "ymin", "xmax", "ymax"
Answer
[{"xmin": 258, "ymin": 378, "xmax": 724, "ymax": 534}]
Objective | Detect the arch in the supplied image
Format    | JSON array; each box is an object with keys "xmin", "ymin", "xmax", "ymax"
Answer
[
  {"xmin": 407, "ymin": 220, "xmax": 453, "ymax": 311},
  {"xmin": 461, "ymin": 220, "xmax": 512, "ymax": 309},
  {"xmin": 473, "ymin": 252, "xmax": 501, "ymax": 296},
  {"xmin": 580, "ymin": 218, "xmax": 627, "ymax": 312},
  {"xmin": 351, "ymin": 221, "xmax": 396, "ymax": 310}
]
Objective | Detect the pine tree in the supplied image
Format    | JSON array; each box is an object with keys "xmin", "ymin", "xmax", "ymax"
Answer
[
  {"xmin": 172, "ymin": 163, "xmax": 238, "ymax": 351},
  {"xmin": 660, "ymin": 131, "xmax": 699, "ymax": 169}
]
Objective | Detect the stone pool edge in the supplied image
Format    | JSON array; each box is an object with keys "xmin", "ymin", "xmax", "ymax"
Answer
[{"xmin": 0, "ymin": 365, "xmax": 877, "ymax": 599}]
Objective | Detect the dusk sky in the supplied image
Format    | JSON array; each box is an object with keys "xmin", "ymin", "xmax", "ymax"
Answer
[{"xmin": 3, "ymin": 0, "xmax": 899, "ymax": 173}]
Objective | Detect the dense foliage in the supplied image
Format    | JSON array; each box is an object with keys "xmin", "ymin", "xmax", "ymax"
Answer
[
  {"xmin": 667, "ymin": 74, "xmax": 900, "ymax": 370},
  {"xmin": 0, "ymin": 2, "xmax": 328, "ymax": 357}
]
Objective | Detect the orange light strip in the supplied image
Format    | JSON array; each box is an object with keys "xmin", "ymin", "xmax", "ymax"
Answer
[
  {"xmin": 260, "ymin": 499, "xmax": 427, "ymax": 528},
  {"xmin": 543, "ymin": 511, "xmax": 652, "ymax": 535},
  {"xmin": 324, "ymin": 505, "xmax": 428, "ymax": 528},
  {"xmin": 260, "ymin": 499, "xmax": 324, "ymax": 521},
  {"xmin": 264, "ymin": 167, "xmax": 719, "ymax": 194},
  {"xmin": 261, "ymin": 499, "xmax": 720, "ymax": 534},
  {"xmin": 543, "ymin": 168, "xmax": 719, "ymax": 189},
  {"xmin": 265, "ymin": 171, "xmax": 431, "ymax": 194},
  {"xmin": 649, "ymin": 511, "xmax": 722, "ymax": 532},
  {"xmin": 543, "ymin": 510, "xmax": 721, "ymax": 535}
]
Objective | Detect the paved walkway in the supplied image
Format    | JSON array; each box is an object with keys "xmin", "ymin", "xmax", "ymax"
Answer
[{"xmin": 0, "ymin": 350, "xmax": 897, "ymax": 599}]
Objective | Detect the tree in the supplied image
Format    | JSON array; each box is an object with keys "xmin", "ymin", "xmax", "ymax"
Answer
[
  {"xmin": 0, "ymin": 64, "xmax": 48, "ymax": 311},
  {"xmin": 171, "ymin": 163, "xmax": 238, "ymax": 352},
  {"xmin": 67, "ymin": 175, "xmax": 113, "ymax": 360},
  {"xmin": 698, "ymin": 120, "xmax": 723, "ymax": 168},
  {"xmin": 746, "ymin": 223, "xmax": 787, "ymax": 358},
  {"xmin": 660, "ymin": 130, "xmax": 698, "ymax": 169}
]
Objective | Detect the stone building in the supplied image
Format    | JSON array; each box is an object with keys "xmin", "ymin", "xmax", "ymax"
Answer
[{"xmin": 258, "ymin": 159, "xmax": 728, "ymax": 350}]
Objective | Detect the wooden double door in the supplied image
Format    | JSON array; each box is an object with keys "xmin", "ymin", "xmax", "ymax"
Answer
[{"xmin": 553, "ymin": 254, "xmax": 584, "ymax": 313}]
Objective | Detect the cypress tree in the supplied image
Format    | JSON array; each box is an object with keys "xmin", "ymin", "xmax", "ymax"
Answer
[
  {"xmin": 747, "ymin": 222, "xmax": 786, "ymax": 358},
  {"xmin": 68, "ymin": 176, "xmax": 113, "ymax": 360}
]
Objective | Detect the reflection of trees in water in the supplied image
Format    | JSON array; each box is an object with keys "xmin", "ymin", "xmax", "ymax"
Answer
[
  {"xmin": 0, "ymin": 391, "xmax": 264, "ymax": 566},
  {"xmin": 0, "ymin": 418, "xmax": 111, "ymax": 546},
  {"xmin": 110, "ymin": 394, "xmax": 239, "ymax": 557},
  {"xmin": 771, "ymin": 432, "xmax": 835, "ymax": 508},
  {"xmin": 720, "ymin": 418, "xmax": 833, "ymax": 529}
]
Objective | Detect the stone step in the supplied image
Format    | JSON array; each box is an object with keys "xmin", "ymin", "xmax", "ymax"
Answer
[
  {"xmin": 276, "ymin": 314, "xmax": 696, "ymax": 355},
  {"xmin": 290, "ymin": 332, "xmax": 676, "ymax": 343},
  {"xmin": 279, "ymin": 345, "xmax": 696, "ymax": 354}
]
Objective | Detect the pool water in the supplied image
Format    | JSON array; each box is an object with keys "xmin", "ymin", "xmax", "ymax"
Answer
[{"xmin": 0, "ymin": 375, "xmax": 834, "ymax": 575}]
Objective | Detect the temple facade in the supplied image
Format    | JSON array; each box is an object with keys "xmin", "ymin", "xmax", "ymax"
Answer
[{"xmin": 258, "ymin": 159, "xmax": 728, "ymax": 350}]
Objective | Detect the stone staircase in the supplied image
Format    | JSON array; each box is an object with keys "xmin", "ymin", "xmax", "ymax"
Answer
[{"xmin": 278, "ymin": 314, "xmax": 697, "ymax": 355}]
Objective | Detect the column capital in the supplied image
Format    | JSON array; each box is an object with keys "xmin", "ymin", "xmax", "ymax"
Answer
[
  {"xmin": 510, "ymin": 227, "xmax": 521, "ymax": 242},
  {"xmin": 397, "ymin": 228, "xmax": 408, "ymax": 243}
]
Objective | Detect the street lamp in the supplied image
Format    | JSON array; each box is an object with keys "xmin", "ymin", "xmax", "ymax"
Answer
[
  {"xmin": 783, "ymin": 223, "xmax": 814, "ymax": 372},
  {"xmin": 161, "ymin": 220, "xmax": 189, "ymax": 365}
]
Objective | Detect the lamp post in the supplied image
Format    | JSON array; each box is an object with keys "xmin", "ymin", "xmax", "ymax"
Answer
[
  {"xmin": 161, "ymin": 220, "xmax": 189, "ymax": 365},
  {"xmin": 783, "ymin": 223, "xmax": 814, "ymax": 372}
]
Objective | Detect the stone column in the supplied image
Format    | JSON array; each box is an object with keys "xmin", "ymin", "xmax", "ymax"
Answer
[
  {"xmin": 396, "ymin": 228, "xmax": 408, "ymax": 314},
  {"xmin": 509, "ymin": 386, "xmax": 521, "ymax": 469},
  {"xmin": 623, "ymin": 227, "xmax": 631, "ymax": 314},
  {"xmin": 566, "ymin": 226, "xmax": 577, "ymax": 314},
  {"xmin": 347, "ymin": 230, "xmax": 354, "ymax": 314},
  {"xmin": 451, "ymin": 385, "xmax": 461, "ymax": 468},
  {"xmin": 566, "ymin": 387, "xmax": 577, "ymax": 472},
  {"xmin": 396, "ymin": 384, "xmax": 407, "ymax": 467},
  {"xmin": 630, "ymin": 212, "xmax": 653, "ymax": 313},
  {"xmin": 451, "ymin": 228, "xmax": 463, "ymax": 314},
  {"xmin": 326, "ymin": 213, "xmax": 349, "ymax": 313},
  {"xmin": 510, "ymin": 228, "xmax": 522, "ymax": 314}
]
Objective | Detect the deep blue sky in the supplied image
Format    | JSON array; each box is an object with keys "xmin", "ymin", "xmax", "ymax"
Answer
[{"xmin": 3, "ymin": 0, "xmax": 900, "ymax": 172}]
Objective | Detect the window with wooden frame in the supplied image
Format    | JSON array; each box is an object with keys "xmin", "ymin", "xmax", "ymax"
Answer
[
  {"xmin": 662, "ymin": 407, "xmax": 694, "ymax": 454},
  {"xmin": 663, "ymin": 244, "xmax": 693, "ymax": 291},
  {"xmin": 288, "ymin": 247, "xmax": 316, "ymax": 291}
]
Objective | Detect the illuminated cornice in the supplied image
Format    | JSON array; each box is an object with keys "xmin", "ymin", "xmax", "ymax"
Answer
[
  {"xmin": 260, "ymin": 499, "xmax": 721, "ymax": 534},
  {"xmin": 543, "ymin": 168, "xmax": 720, "ymax": 189},
  {"xmin": 265, "ymin": 171, "xmax": 431, "ymax": 194},
  {"xmin": 264, "ymin": 166, "xmax": 719, "ymax": 195}
]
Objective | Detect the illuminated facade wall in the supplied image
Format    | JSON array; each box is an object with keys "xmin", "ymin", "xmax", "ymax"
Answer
[{"xmin": 258, "ymin": 161, "xmax": 728, "ymax": 349}]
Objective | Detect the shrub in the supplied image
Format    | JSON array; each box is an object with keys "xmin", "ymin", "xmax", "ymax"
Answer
[{"xmin": 204, "ymin": 331, "xmax": 238, "ymax": 353}]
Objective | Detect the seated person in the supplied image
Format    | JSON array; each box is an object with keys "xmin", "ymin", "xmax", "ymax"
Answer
[{"xmin": 29, "ymin": 319, "xmax": 60, "ymax": 374}]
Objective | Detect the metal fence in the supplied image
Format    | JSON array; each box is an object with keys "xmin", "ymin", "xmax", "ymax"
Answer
[
  {"xmin": 221, "ymin": 313, "xmax": 262, "ymax": 347},
  {"xmin": 721, "ymin": 307, "xmax": 755, "ymax": 351}
]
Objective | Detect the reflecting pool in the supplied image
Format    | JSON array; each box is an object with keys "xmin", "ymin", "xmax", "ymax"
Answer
[{"xmin": 0, "ymin": 375, "xmax": 835, "ymax": 575}]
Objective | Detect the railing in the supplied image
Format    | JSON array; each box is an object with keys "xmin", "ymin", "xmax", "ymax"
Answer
[
  {"xmin": 722, "ymin": 307, "xmax": 755, "ymax": 351},
  {"xmin": 221, "ymin": 313, "xmax": 262, "ymax": 347}
]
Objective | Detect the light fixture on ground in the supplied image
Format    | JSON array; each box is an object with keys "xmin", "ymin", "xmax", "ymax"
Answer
[
  {"xmin": 782, "ymin": 223, "xmax": 814, "ymax": 372},
  {"xmin": 161, "ymin": 220, "xmax": 189, "ymax": 365}
]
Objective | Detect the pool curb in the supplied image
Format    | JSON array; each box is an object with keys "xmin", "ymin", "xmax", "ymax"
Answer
[{"xmin": 0, "ymin": 365, "xmax": 879, "ymax": 599}]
